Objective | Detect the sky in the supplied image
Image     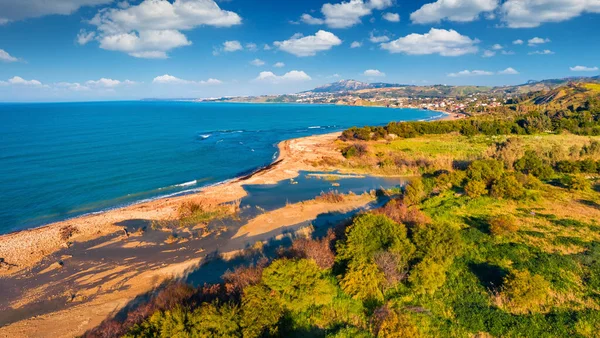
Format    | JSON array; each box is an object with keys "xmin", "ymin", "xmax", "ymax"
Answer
[{"xmin": 0, "ymin": 0, "xmax": 599, "ymax": 102}]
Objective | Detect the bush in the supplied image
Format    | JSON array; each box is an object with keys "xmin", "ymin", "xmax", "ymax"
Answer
[
  {"xmin": 412, "ymin": 223, "xmax": 463, "ymax": 262},
  {"xmin": 374, "ymin": 199, "xmax": 431, "ymax": 228},
  {"xmin": 336, "ymin": 214, "xmax": 415, "ymax": 270},
  {"xmin": 514, "ymin": 151, "xmax": 554, "ymax": 179},
  {"xmin": 500, "ymin": 270, "xmax": 551, "ymax": 314},
  {"xmin": 372, "ymin": 307, "xmax": 421, "ymax": 338},
  {"xmin": 408, "ymin": 257, "xmax": 447, "ymax": 295},
  {"xmin": 343, "ymin": 143, "xmax": 368, "ymax": 158},
  {"xmin": 241, "ymin": 285, "xmax": 282, "ymax": 338},
  {"xmin": 464, "ymin": 180, "xmax": 488, "ymax": 198},
  {"xmin": 341, "ymin": 261, "xmax": 387, "ymax": 302},
  {"xmin": 262, "ymin": 258, "xmax": 336, "ymax": 313},
  {"xmin": 286, "ymin": 230, "xmax": 336, "ymax": 269},
  {"xmin": 490, "ymin": 174, "xmax": 525, "ymax": 200},
  {"xmin": 561, "ymin": 175, "xmax": 591, "ymax": 191},
  {"xmin": 556, "ymin": 160, "xmax": 580, "ymax": 174},
  {"xmin": 466, "ymin": 160, "xmax": 505, "ymax": 185},
  {"xmin": 403, "ymin": 178, "xmax": 425, "ymax": 206},
  {"xmin": 489, "ymin": 215, "xmax": 519, "ymax": 236}
]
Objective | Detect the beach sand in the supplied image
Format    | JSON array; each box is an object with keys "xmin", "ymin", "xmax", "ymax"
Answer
[{"xmin": 0, "ymin": 131, "xmax": 367, "ymax": 338}]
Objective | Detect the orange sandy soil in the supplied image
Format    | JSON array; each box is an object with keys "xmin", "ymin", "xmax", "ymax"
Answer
[{"xmin": 0, "ymin": 132, "xmax": 383, "ymax": 338}]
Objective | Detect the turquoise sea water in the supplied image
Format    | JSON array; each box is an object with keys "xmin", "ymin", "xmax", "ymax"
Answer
[{"xmin": 0, "ymin": 101, "xmax": 439, "ymax": 233}]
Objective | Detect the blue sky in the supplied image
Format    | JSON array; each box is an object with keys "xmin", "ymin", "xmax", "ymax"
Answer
[{"xmin": 0, "ymin": 0, "xmax": 599, "ymax": 101}]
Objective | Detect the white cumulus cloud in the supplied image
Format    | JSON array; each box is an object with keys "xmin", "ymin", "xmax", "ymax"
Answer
[
  {"xmin": 76, "ymin": 29, "xmax": 96, "ymax": 45},
  {"xmin": 299, "ymin": 0, "xmax": 393, "ymax": 29},
  {"xmin": 381, "ymin": 28, "xmax": 479, "ymax": 56},
  {"xmin": 0, "ymin": 0, "xmax": 113, "ymax": 24},
  {"xmin": 528, "ymin": 49, "xmax": 555, "ymax": 55},
  {"xmin": 448, "ymin": 70, "xmax": 494, "ymax": 77},
  {"xmin": 528, "ymin": 37, "xmax": 551, "ymax": 46},
  {"xmin": 5, "ymin": 76, "xmax": 43, "ymax": 86},
  {"xmin": 250, "ymin": 58, "xmax": 265, "ymax": 66},
  {"xmin": 0, "ymin": 49, "xmax": 19, "ymax": 62},
  {"xmin": 273, "ymin": 62, "xmax": 285, "ymax": 68},
  {"xmin": 513, "ymin": 39, "xmax": 524, "ymax": 45},
  {"xmin": 570, "ymin": 65, "xmax": 599, "ymax": 71},
  {"xmin": 274, "ymin": 30, "xmax": 342, "ymax": 57},
  {"xmin": 152, "ymin": 74, "xmax": 222, "ymax": 85},
  {"xmin": 382, "ymin": 12, "xmax": 400, "ymax": 22},
  {"xmin": 410, "ymin": 0, "xmax": 498, "ymax": 24},
  {"xmin": 364, "ymin": 69, "xmax": 385, "ymax": 77},
  {"xmin": 499, "ymin": 67, "xmax": 519, "ymax": 74},
  {"xmin": 223, "ymin": 40, "xmax": 243, "ymax": 52},
  {"xmin": 254, "ymin": 70, "xmax": 312, "ymax": 84},
  {"xmin": 482, "ymin": 50, "xmax": 496, "ymax": 57},
  {"xmin": 492, "ymin": 44, "xmax": 503, "ymax": 50},
  {"xmin": 369, "ymin": 32, "xmax": 390, "ymax": 43},
  {"xmin": 501, "ymin": 0, "xmax": 600, "ymax": 28},
  {"xmin": 350, "ymin": 41, "xmax": 362, "ymax": 48},
  {"xmin": 87, "ymin": 0, "xmax": 241, "ymax": 58}
]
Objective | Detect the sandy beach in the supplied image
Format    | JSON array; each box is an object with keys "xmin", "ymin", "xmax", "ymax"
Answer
[
  {"xmin": 0, "ymin": 131, "xmax": 388, "ymax": 337},
  {"xmin": 0, "ymin": 132, "xmax": 342, "ymax": 276}
]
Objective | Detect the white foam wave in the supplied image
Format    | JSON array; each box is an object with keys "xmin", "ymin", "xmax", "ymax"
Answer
[{"xmin": 175, "ymin": 180, "xmax": 197, "ymax": 187}]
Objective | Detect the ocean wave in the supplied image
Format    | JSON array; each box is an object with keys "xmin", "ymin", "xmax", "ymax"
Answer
[
  {"xmin": 175, "ymin": 180, "xmax": 197, "ymax": 187},
  {"xmin": 199, "ymin": 134, "xmax": 211, "ymax": 139},
  {"xmin": 308, "ymin": 126, "xmax": 321, "ymax": 129}
]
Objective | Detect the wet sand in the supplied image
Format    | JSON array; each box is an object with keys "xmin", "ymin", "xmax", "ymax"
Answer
[{"xmin": 0, "ymin": 131, "xmax": 386, "ymax": 337}]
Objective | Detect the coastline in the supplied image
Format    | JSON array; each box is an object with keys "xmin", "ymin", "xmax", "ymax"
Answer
[
  {"xmin": 0, "ymin": 107, "xmax": 460, "ymax": 276},
  {"xmin": 0, "ymin": 132, "xmax": 343, "ymax": 276},
  {"xmin": 0, "ymin": 110, "xmax": 457, "ymax": 337}
]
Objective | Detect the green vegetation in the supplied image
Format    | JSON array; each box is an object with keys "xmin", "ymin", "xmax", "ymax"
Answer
[{"xmin": 87, "ymin": 85, "xmax": 600, "ymax": 338}]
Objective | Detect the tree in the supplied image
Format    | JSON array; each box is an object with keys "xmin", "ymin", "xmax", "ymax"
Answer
[
  {"xmin": 466, "ymin": 160, "xmax": 505, "ymax": 185},
  {"xmin": 404, "ymin": 178, "xmax": 425, "ymax": 206},
  {"xmin": 188, "ymin": 303, "xmax": 241, "ymax": 338},
  {"xmin": 241, "ymin": 285, "xmax": 281, "ymax": 338},
  {"xmin": 262, "ymin": 258, "xmax": 336, "ymax": 313},
  {"xmin": 412, "ymin": 223, "xmax": 463, "ymax": 262},
  {"xmin": 500, "ymin": 270, "xmax": 551, "ymax": 314},
  {"xmin": 514, "ymin": 151, "xmax": 554, "ymax": 179},
  {"xmin": 408, "ymin": 257, "xmax": 447, "ymax": 295},
  {"xmin": 337, "ymin": 214, "xmax": 415, "ymax": 270},
  {"xmin": 341, "ymin": 261, "xmax": 387, "ymax": 302},
  {"xmin": 489, "ymin": 215, "xmax": 519, "ymax": 236},
  {"xmin": 561, "ymin": 175, "xmax": 591, "ymax": 191},
  {"xmin": 464, "ymin": 180, "xmax": 488, "ymax": 198},
  {"xmin": 490, "ymin": 174, "xmax": 525, "ymax": 200}
]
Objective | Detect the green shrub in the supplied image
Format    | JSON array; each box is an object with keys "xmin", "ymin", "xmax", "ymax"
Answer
[
  {"xmin": 262, "ymin": 259, "xmax": 336, "ymax": 313},
  {"xmin": 408, "ymin": 257, "xmax": 447, "ymax": 295},
  {"xmin": 241, "ymin": 285, "xmax": 282, "ymax": 338},
  {"xmin": 412, "ymin": 223, "xmax": 463, "ymax": 262},
  {"xmin": 561, "ymin": 175, "xmax": 591, "ymax": 191},
  {"xmin": 464, "ymin": 180, "xmax": 488, "ymax": 198},
  {"xmin": 514, "ymin": 151, "xmax": 554, "ymax": 179},
  {"xmin": 500, "ymin": 270, "xmax": 551, "ymax": 314},
  {"xmin": 466, "ymin": 160, "xmax": 505, "ymax": 185},
  {"xmin": 404, "ymin": 178, "xmax": 425, "ymax": 205},
  {"xmin": 489, "ymin": 215, "xmax": 519, "ymax": 236},
  {"xmin": 341, "ymin": 261, "xmax": 386, "ymax": 302},
  {"xmin": 490, "ymin": 174, "xmax": 525, "ymax": 200},
  {"xmin": 336, "ymin": 214, "xmax": 415, "ymax": 269},
  {"xmin": 343, "ymin": 143, "xmax": 368, "ymax": 158}
]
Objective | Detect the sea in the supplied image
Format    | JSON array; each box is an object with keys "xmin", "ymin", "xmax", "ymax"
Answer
[{"xmin": 0, "ymin": 101, "xmax": 441, "ymax": 234}]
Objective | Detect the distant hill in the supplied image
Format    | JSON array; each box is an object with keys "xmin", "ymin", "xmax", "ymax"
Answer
[
  {"xmin": 305, "ymin": 76, "xmax": 600, "ymax": 96},
  {"xmin": 527, "ymin": 82, "xmax": 600, "ymax": 107},
  {"xmin": 306, "ymin": 79, "xmax": 406, "ymax": 93}
]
